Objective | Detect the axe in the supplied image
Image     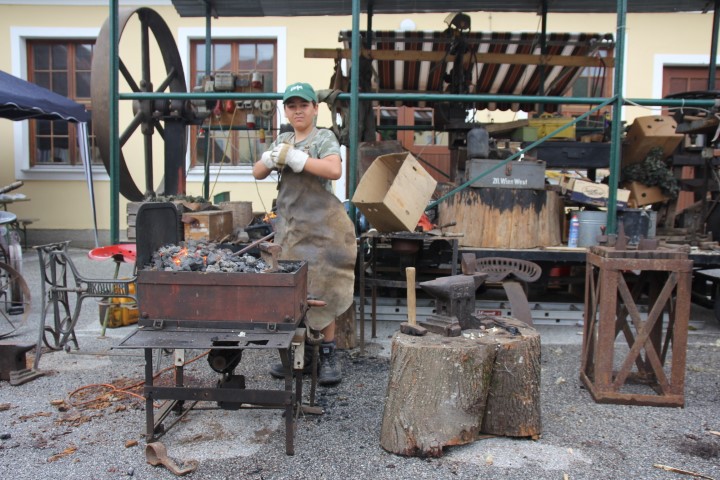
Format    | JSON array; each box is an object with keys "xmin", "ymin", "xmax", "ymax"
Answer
[{"xmin": 400, "ymin": 267, "xmax": 427, "ymax": 336}]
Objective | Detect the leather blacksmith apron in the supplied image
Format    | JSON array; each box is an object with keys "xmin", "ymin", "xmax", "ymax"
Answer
[{"xmin": 274, "ymin": 168, "xmax": 357, "ymax": 332}]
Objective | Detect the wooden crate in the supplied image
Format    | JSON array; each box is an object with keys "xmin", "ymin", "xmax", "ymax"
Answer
[
  {"xmin": 182, "ymin": 210, "xmax": 233, "ymax": 241},
  {"xmin": 622, "ymin": 115, "xmax": 683, "ymax": 166},
  {"xmin": 581, "ymin": 246, "xmax": 692, "ymax": 407},
  {"xmin": 352, "ymin": 152, "xmax": 437, "ymax": 232}
]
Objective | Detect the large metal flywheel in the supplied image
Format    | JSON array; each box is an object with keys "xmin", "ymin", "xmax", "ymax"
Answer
[{"xmin": 91, "ymin": 7, "xmax": 192, "ymax": 201}]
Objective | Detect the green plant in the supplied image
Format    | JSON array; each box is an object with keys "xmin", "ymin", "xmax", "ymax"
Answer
[{"xmin": 621, "ymin": 147, "xmax": 679, "ymax": 198}]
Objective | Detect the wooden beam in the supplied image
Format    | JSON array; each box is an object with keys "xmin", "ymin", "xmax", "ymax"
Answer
[{"xmin": 305, "ymin": 48, "xmax": 614, "ymax": 68}]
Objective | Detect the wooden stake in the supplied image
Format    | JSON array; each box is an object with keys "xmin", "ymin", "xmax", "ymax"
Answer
[{"xmin": 653, "ymin": 464, "xmax": 715, "ymax": 480}]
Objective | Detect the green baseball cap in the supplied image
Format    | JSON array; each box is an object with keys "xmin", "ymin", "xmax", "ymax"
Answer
[{"xmin": 283, "ymin": 82, "xmax": 318, "ymax": 103}]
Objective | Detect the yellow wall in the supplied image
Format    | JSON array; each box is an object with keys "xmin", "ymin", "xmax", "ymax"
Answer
[{"xmin": 0, "ymin": 5, "xmax": 715, "ymax": 233}]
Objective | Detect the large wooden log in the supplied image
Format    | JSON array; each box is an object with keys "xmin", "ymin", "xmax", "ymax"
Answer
[
  {"xmin": 380, "ymin": 318, "xmax": 541, "ymax": 457},
  {"xmin": 481, "ymin": 322, "xmax": 542, "ymax": 437},
  {"xmin": 334, "ymin": 301, "xmax": 356, "ymax": 350},
  {"xmin": 438, "ymin": 187, "xmax": 563, "ymax": 248}
]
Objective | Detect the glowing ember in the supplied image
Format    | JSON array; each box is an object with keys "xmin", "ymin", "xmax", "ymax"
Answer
[{"xmin": 146, "ymin": 240, "xmax": 300, "ymax": 273}]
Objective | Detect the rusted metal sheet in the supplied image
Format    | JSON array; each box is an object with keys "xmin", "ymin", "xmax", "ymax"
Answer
[
  {"xmin": 580, "ymin": 245, "xmax": 692, "ymax": 408},
  {"xmin": 136, "ymin": 262, "xmax": 308, "ymax": 328}
]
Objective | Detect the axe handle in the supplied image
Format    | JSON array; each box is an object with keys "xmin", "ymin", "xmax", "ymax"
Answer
[{"xmin": 406, "ymin": 267, "xmax": 416, "ymax": 326}]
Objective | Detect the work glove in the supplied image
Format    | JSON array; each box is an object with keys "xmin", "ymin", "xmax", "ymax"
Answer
[
  {"xmin": 260, "ymin": 150, "xmax": 275, "ymax": 170},
  {"xmin": 271, "ymin": 143, "xmax": 309, "ymax": 173}
]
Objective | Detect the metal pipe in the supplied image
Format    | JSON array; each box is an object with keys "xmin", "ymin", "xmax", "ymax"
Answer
[
  {"xmin": 709, "ymin": 0, "xmax": 720, "ymax": 89},
  {"xmin": 348, "ymin": 0, "xmax": 361, "ymax": 226},
  {"xmin": 118, "ymin": 91, "xmax": 718, "ymax": 109},
  {"xmin": 606, "ymin": 0, "xmax": 628, "ymax": 235},
  {"xmin": 538, "ymin": 0, "xmax": 548, "ymax": 112},
  {"xmin": 229, "ymin": 231, "xmax": 276, "ymax": 257},
  {"xmin": 203, "ymin": 2, "xmax": 212, "ymax": 200},
  {"xmin": 110, "ymin": 0, "xmax": 119, "ymax": 244}
]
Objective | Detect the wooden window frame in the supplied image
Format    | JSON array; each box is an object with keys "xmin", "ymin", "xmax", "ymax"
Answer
[
  {"xmin": 560, "ymin": 47, "xmax": 615, "ymax": 130},
  {"xmin": 189, "ymin": 39, "xmax": 277, "ymax": 168},
  {"xmin": 27, "ymin": 39, "xmax": 98, "ymax": 167}
]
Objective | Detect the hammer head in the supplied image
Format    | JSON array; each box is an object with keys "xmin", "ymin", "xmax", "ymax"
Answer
[{"xmin": 400, "ymin": 322, "xmax": 428, "ymax": 336}]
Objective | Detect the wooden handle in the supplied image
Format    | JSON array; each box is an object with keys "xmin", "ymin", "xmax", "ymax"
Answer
[{"xmin": 406, "ymin": 267, "xmax": 416, "ymax": 326}]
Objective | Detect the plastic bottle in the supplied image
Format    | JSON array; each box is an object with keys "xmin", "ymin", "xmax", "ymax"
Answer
[{"xmin": 568, "ymin": 212, "xmax": 580, "ymax": 248}]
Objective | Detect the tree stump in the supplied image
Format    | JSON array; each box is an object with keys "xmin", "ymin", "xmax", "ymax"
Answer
[
  {"xmin": 437, "ymin": 187, "xmax": 562, "ymax": 248},
  {"xmin": 380, "ymin": 317, "xmax": 541, "ymax": 457},
  {"xmin": 334, "ymin": 301, "xmax": 356, "ymax": 350}
]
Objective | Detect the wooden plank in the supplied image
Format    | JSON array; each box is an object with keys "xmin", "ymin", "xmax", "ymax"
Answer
[
  {"xmin": 305, "ymin": 48, "xmax": 615, "ymax": 68},
  {"xmin": 483, "ymin": 119, "xmax": 530, "ymax": 134}
]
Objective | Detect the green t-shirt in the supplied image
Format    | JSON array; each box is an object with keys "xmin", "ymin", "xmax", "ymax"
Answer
[{"xmin": 269, "ymin": 128, "xmax": 341, "ymax": 194}]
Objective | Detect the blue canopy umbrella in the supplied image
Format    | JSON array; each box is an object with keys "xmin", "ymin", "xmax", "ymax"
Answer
[
  {"xmin": 0, "ymin": 70, "xmax": 98, "ymax": 247},
  {"xmin": 0, "ymin": 70, "xmax": 89, "ymax": 122}
]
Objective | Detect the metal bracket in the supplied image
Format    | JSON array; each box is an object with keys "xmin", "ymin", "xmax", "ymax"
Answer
[
  {"xmin": 173, "ymin": 349, "xmax": 185, "ymax": 367},
  {"xmin": 292, "ymin": 327, "xmax": 306, "ymax": 370}
]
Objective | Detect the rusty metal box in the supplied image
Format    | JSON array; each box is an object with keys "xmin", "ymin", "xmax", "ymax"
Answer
[
  {"xmin": 465, "ymin": 159, "xmax": 546, "ymax": 190},
  {"xmin": 528, "ymin": 113, "xmax": 576, "ymax": 140},
  {"xmin": 136, "ymin": 261, "xmax": 308, "ymax": 329}
]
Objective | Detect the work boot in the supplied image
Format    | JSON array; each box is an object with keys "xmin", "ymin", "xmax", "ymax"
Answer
[
  {"xmin": 269, "ymin": 344, "xmax": 315, "ymax": 379},
  {"xmin": 318, "ymin": 341, "xmax": 342, "ymax": 386}
]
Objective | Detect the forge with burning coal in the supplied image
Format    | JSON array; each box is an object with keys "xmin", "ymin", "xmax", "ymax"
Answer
[{"xmin": 145, "ymin": 240, "xmax": 301, "ymax": 274}]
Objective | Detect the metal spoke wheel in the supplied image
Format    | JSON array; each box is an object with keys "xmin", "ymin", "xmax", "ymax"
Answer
[
  {"xmin": 91, "ymin": 6, "xmax": 192, "ymax": 201},
  {"xmin": 0, "ymin": 261, "xmax": 31, "ymax": 339}
]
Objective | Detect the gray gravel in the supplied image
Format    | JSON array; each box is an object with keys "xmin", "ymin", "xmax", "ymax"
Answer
[{"xmin": 1, "ymin": 246, "xmax": 719, "ymax": 479}]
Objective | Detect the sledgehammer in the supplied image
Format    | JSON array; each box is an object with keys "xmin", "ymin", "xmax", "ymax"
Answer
[{"xmin": 400, "ymin": 267, "xmax": 427, "ymax": 336}]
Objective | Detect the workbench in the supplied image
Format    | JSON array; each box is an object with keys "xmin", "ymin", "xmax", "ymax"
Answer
[{"xmin": 357, "ymin": 241, "xmax": 720, "ymax": 347}]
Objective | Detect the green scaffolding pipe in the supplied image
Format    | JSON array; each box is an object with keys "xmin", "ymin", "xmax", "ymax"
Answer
[
  {"xmin": 110, "ymin": 0, "xmax": 119, "ymax": 244},
  {"xmin": 606, "ymin": 0, "xmax": 627, "ymax": 235},
  {"xmin": 120, "ymin": 91, "xmax": 717, "ymax": 109},
  {"xmin": 348, "ymin": 0, "xmax": 360, "ymax": 221},
  {"xmin": 203, "ymin": 2, "xmax": 212, "ymax": 200}
]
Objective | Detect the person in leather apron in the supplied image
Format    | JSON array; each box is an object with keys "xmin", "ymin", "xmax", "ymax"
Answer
[{"xmin": 252, "ymin": 82, "xmax": 356, "ymax": 386}]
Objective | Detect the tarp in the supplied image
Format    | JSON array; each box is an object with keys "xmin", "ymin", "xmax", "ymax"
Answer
[
  {"xmin": 0, "ymin": 70, "xmax": 89, "ymax": 123},
  {"xmin": 0, "ymin": 70, "xmax": 98, "ymax": 247}
]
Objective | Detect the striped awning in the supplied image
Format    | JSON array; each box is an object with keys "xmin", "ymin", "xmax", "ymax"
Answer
[{"xmin": 340, "ymin": 30, "xmax": 614, "ymax": 112}]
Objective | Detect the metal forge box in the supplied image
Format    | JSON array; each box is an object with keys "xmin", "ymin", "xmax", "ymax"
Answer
[
  {"xmin": 116, "ymin": 202, "xmax": 313, "ymax": 455},
  {"xmin": 136, "ymin": 263, "xmax": 308, "ymax": 330}
]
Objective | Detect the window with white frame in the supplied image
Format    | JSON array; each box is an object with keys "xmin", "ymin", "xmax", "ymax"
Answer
[
  {"xmin": 189, "ymin": 39, "xmax": 277, "ymax": 167},
  {"xmin": 11, "ymin": 27, "xmax": 101, "ymax": 181},
  {"xmin": 179, "ymin": 26, "xmax": 286, "ymax": 183},
  {"xmin": 26, "ymin": 39, "xmax": 100, "ymax": 167}
]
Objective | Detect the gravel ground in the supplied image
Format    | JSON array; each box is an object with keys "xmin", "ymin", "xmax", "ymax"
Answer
[{"xmin": 1, "ymin": 246, "xmax": 719, "ymax": 480}]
